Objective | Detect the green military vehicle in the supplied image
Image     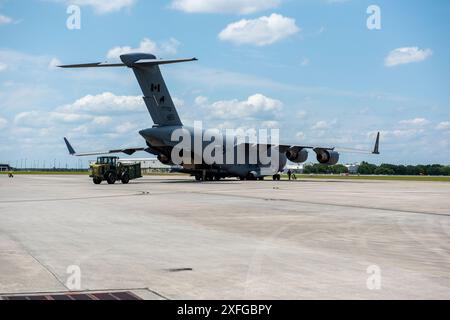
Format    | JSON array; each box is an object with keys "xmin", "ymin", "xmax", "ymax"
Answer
[{"xmin": 90, "ymin": 156, "xmax": 142, "ymax": 185}]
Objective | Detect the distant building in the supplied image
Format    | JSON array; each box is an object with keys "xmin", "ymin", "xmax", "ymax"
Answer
[
  {"xmin": 0, "ymin": 164, "xmax": 12, "ymax": 172},
  {"xmin": 345, "ymin": 163, "xmax": 360, "ymax": 174},
  {"xmin": 118, "ymin": 158, "xmax": 175, "ymax": 173},
  {"xmin": 285, "ymin": 163, "xmax": 304, "ymax": 174}
]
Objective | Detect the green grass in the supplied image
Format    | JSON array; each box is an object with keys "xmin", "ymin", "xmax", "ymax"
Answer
[
  {"xmin": 0, "ymin": 171, "xmax": 90, "ymax": 175},
  {"xmin": 0, "ymin": 171, "xmax": 186, "ymax": 176},
  {"xmin": 289, "ymin": 174, "xmax": 450, "ymax": 182},
  {"xmin": 2, "ymin": 172, "xmax": 450, "ymax": 182}
]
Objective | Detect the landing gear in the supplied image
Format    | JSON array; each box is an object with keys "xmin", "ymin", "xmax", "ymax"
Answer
[
  {"xmin": 195, "ymin": 173, "xmax": 222, "ymax": 182},
  {"xmin": 272, "ymin": 174, "xmax": 281, "ymax": 181}
]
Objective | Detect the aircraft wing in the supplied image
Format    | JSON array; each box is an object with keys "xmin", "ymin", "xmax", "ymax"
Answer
[
  {"xmin": 64, "ymin": 138, "xmax": 146, "ymax": 157},
  {"xmin": 280, "ymin": 132, "xmax": 380, "ymax": 154},
  {"xmin": 243, "ymin": 132, "xmax": 380, "ymax": 155}
]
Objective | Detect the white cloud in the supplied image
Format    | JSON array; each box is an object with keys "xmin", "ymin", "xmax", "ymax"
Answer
[
  {"xmin": 48, "ymin": 58, "xmax": 62, "ymax": 70},
  {"xmin": 107, "ymin": 38, "xmax": 180, "ymax": 60},
  {"xmin": 218, "ymin": 13, "xmax": 300, "ymax": 46},
  {"xmin": 261, "ymin": 120, "xmax": 279, "ymax": 128},
  {"xmin": 300, "ymin": 58, "xmax": 310, "ymax": 67},
  {"xmin": 296, "ymin": 132, "xmax": 306, "ymax": 140},
  {"xmin": 0, "ymin": 14, "xmax": 13, "ymax": 25},
  {"xmin": 170, "ymin": 0, "xmax": 280, "ymax": 14},
  {"xmin": 198, "ymin": 94, "xmax": 283, "ymax": 119},
  {"xmin": 399, "ymin": 118, "xmax": 429, "ymax": 127},
  {"xmin": 115, "ymin": 121, "xmax": 137, "ymax": 134},
  {"xmin": 297, "ymin": 110, "xmax": 307, "ymax": 119},
  {"xmin": 0, "ymin": 117, "xmax": 7, "ymax": 129},
  {"xmin": 57, "ymin": 0, "xmax": 136, "ymax": 14},
  {"xmin": 172, "ymin": 97, "xmax": 185, "ymax": 108},
  {"xmin": 92, "ymin": 116, "xmax": 113, "ymax": 125},
  {"xmin": 385, "ymin": 47, "xmax": 433, "ymax": 67},
  {"xmin": 14, "ymin": 111, "xmax": 90, "ymax": 127},
  {"xmin": 312, "ymin": 120, "xmax": 332, "ymax": 130},
  {"xmin": 0, "ymin": 62, "xmax": 7, "ymax": 72},
  {"xmin": 369, "ymin": 129, "xmax": 425, "ymax": 142},
  {"xmin": 437, "ymin": 122, "xmax": 450, "ymax": 131},
  {"xmin": 194, "ymin": 96, "xmax": 209, "ymax": 106},
  {"xmin": 58, "ymin": 92, "xmax": 144, "ymax": 113},
  {"xmin": 50, "ymin": 112, "xmax": 93, "ymax": 123}
]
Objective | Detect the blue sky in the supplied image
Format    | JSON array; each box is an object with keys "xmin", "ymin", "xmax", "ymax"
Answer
[{"xmin": 0, "ymin": 0, "xmax": 449, "ymax": 168}]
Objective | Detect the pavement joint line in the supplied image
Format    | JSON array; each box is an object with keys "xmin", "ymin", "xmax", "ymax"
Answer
[
  {"xmin": 0, "ymin": 192, "xmax": 152, "ymax": 204},
  {"xmin": 22, "ymin": 248, "xmax": 68, "ymax": 291},
  {"xmin": 179, "ymin": 190, "xmax": 450, "ymax": 218}
]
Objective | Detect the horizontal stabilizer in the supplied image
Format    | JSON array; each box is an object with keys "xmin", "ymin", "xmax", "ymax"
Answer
[
  {"xmin": 59, "ymin": 62, "xmax": 125, "ymax": 68},
  {"xmin": 59, "ymin": 57, "xmax": 197, "ymax": 69},
  {"xmin": 59, "ymin": 53, "xmax": 198, "ymax": 127}
]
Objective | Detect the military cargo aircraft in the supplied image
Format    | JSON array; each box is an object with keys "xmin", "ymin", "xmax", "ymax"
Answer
[{"xmin": 62, "ymin": 53, "xmax": 380, "ymax": 181}]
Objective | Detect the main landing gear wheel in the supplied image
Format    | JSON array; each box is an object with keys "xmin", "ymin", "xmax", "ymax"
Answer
[
  {"xmin": 93, "ymin": 177, "xmax": 102, "ymax": 185},
  {"xmin": 272, "ymin": 174, "xmax": 281, "ymax": 181}
]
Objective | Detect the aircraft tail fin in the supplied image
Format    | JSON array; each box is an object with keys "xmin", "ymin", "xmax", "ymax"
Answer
[
  {"xmin": 64, "ymin": 137, "xmax": 76, "ymax": 155},
  {"xmin": 372, "ymin": 132, "xmax": 380, "ymax": 155},
  {"xmin": 60, "ymin": 53, "xmax": 198, "ymax": 127}
]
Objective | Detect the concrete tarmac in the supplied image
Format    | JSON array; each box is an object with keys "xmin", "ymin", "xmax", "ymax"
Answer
[{"xmin": 0, "ymin": 175, "xmax": 449, "ymax": 299}]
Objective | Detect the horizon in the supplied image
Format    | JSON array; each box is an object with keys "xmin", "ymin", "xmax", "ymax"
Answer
[{"xmin": 1, "ymin": 0, "xmax": 449, "ymax": 166}]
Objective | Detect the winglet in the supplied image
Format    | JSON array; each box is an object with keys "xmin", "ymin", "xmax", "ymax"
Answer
[
  {"xmin": 64, "ymin": 137, "xmax": 76, "ymax": 155},
  {"xmin": 372, "ymin": 132, "xmax": 380, "ymax": 155}
]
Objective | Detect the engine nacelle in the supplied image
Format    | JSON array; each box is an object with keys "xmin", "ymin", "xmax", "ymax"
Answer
[
  {"xmin": 286, "ymin": 147, "xmax": 308, "ymax": 163},
  {"xmin": 315, "ymin": 149, "xmax": 340, "ymax": 165},
  {"xmin": 157, "ymin": 154, "xmax": 173, "ymax": 165}
]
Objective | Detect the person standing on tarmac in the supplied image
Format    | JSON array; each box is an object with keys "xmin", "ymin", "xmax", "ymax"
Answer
[{"xmin": 287, "ymin": 169, "xmax": 292, "ymax": 181}]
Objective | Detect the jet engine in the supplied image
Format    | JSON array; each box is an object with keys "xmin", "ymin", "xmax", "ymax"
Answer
[
  {"xmin": 157, "ymin": 154, "xmax": 173, "ymax": 165},
  {"xmin": 286, "ymin": 147, "xmax": 308, "ymax": 163},
  {"xmin": 314, "ymin": 149, "xmax": 340, "ymax": 165}
]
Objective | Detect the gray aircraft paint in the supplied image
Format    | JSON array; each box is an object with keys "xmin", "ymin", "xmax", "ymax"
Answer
[{"xmin": 61, "ymin": 53, "xmax": 379, "ymax": 180}]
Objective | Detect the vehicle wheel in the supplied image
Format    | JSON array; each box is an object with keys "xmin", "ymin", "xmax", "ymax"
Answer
[
  {"xmin": 93, "ymin": 177, "xmax": 102, "ymax": 185},
  {"xmin": 121, "ymin": 174, "xmax": 130, "ymax": 184},
  {"xmin": 195, "ymin": 175, "xmax": 202, "ymax": 181},
  {"xmin": 214, "ymin": 175, "xmax": 221, "ymax": 181},
  {"xmin": 106, "ymin": 172, "xmax": 116, "ymax": 184},
  {"xmin": 239, "ymin": 177, "xmax": 245, "ymax": 181},
  {"xmin": 277, "ymin": 174, "xmax": 281, "ymax": 181},
  {"xmin": 258, "ymin": 177, "xmax": 265, "ymax": 181},
  {"xmin": 246, "ymin": 173, "xmax": 257, "ymax": 181}
]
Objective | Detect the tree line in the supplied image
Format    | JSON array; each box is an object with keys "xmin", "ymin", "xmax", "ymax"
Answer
[{"xmin": 303, "ymin": 162, "xmax": 450, "ymax": 176}]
